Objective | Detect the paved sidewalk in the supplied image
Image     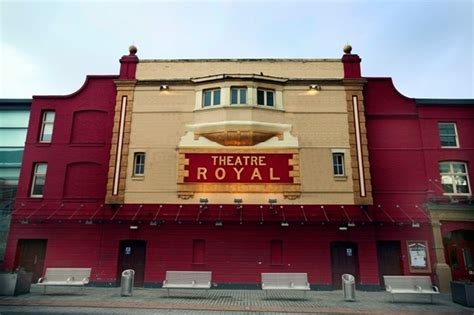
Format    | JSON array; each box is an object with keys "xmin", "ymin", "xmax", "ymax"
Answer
[{"xmin": 0, "ymin": 285, "xmax": 472, "ymax": 314}]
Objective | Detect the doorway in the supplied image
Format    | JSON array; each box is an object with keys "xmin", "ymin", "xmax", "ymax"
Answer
[
  {"xmin": 117, "ymin": 240, "xmax": 146, "ymax": 287},
  {"xmin": 330, "ymin": 242, "xmax": 359, "ymax": 289},
  {"xmin": 14, "ymin": 239, "xmax": 47, "ymax": 283},
  {"xmin": 376, "ymin": 241, "xmax": 402, "ymax": 287},
  {"xmin": 444, "ymin": 230, "xmax": 474, "ymax": 282}
]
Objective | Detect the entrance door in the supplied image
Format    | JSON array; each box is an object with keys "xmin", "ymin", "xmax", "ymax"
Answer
[
  {"xmin": 444, "ymin": 230, "xmax": 474, "ymax": 282},
  {"xmin": 117, "ymin": 240, "xmax": 146, "ymax": 287},
  {"xmin": 376, "ymin": 241, "xmax": 402, "ymax": 287},
  {"xmin": 330, "ymin": 242, "xmax": 359, "ymax": 289},
  {"xmin": 14, "ymin": 239, "xmax": 47, "ymax": 283}
]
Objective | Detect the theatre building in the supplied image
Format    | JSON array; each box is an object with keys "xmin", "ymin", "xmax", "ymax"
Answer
[{"xmin": 3, "ymin": 46, "xmax": 473, "ymax": 291}]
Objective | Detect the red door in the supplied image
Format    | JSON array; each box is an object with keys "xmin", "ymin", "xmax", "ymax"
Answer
[
  {"xmin": 376, "ymin": 241, "xmax": 402, "ymax": 287},
  {"xmin": 117, "ymin": 240, "xmax": 146, "ymax": 287},
  {"xmin": 444, "ymin": 230, "xmax": 474, "ymax": 282},
  {"xmin": 14, "ymin": 239, "xmax": 47, "ymax": 283},
  {"xmin": 331, "ymin": 242, "xmax": 359, "ymax": 289}
]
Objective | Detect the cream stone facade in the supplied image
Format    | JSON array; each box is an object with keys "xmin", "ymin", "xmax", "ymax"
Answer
[
  {"xmin": 106, "ymin": 59, "xmax": 372, "ymax": 206},
  {"xmin": 136, "ymin": 59, "xmax": 343, "ymax": 80}
]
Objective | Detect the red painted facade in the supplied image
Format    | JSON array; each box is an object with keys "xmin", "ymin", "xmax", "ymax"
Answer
[
  {"xmin": 364, "ymin": 78, "xmax": 474, "ymax": 282},
  {"xmin": 3, "ymin": 49, "xmax": 473, "ymax": 289}
]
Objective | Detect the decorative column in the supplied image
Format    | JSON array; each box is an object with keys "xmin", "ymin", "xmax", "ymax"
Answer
[
  {"xmin": 342, "ymin": 44, "xmax": 372, "ymax": 205},
  {"xmin": 106, "ymin": 46, "xmax": 138, "ymax": 204},
  {"xmin": 431, "ymin": 220, "xmax": 452, "ymax": 292}
]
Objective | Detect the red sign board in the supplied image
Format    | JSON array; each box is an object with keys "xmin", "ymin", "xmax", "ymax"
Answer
[{"xmin": 184, "ymin": 153, "xmax": 293, "ymax": 183}]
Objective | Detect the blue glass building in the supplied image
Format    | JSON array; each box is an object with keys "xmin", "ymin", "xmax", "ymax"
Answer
[{"xmin": 0, "ymin": 99, "xmax": 31, "ymax": 262}]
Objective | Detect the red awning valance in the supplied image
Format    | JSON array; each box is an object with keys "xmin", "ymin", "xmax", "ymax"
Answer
[{"xmin": 9, "ymin": 202, "xmax": 430, "ymax": 226}]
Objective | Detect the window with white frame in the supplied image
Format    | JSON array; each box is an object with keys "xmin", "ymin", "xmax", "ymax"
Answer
[
  {"xmin": 438, "ymin": 123, "xmax": 459, "ymax": 148},
  {"xmin": 202, "ymin": 88, "xmax": 221, "ymax": 107},
  {"xmin": 257, "ymin": 89, "xmax": 274, "ymax": 106},
  {"xmin": 39, "ymin": 111, "xmax": 55, "ymax": 143},
  {"xmin": 133, "ymin": 152, "xmax": 145, "ymax": 176},
  {"xmin": 439, "ymin": 161, "xmax": 471, "ymax": 195},
  {"xmin": 332, "ymin": 153, "xmax": 345, "ymax": 176},
  {"xmin": 31, "ymin": 163, "xmax": 47, "ymax": 197},
  {"xmin": 231, "ymin": 87, "xmax": 247, "ymax": 105}
]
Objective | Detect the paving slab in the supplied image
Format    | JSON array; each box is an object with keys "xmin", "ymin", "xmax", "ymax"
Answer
[{"xmin": 0, "ymin": 285, "xmax": 472, "ymax": 314}]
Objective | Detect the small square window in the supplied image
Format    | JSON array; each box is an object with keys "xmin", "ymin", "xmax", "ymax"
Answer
[
  {"xmin": 257, "ymin": 89, "xmax": 275, "ymax": 107},
  {"xmin": 332, "ymin": 153, "xmax": 345, "ymax": 176},
  {"xmin": 31, "ymin": 163, "xmax": 47, "ymax": 197},
  {"xmin": 438, "ymin": 123, "xmax": 458, "ymax": 148},
  {"xmin": 231, "ymin": 87, "xmax": 247, "ymax": 105},
  {"xmin": 133, "ymin": 152, "xmax": 145, "ymax": 176},
  {"xmin": 202, "ymin": 88, "xmax": 221, "ymax": 107},
  {"xmin": 39, "ymin": 111, "xmax": 55, "ymax": 143}
]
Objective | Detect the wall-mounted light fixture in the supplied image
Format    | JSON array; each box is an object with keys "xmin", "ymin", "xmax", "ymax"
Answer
[
  {"xmin": 129, "ymin": 225, "xmax": 138, "ymax": 230},
  {"xmin": 347, "ymin": 222, "xmax": 356, "ymax": 227},
  {"xmin": 412, "ymin": 222, "xmax": 420, "ymax": 228},
  {"xmin": 234, "ymin": 198, "xmax": 243, "ymax": 209},
  {"xmin": 160, "ymin": 84, "xmax": 169, "ymax": 91},
  {"xmin": 281, "ymin": 221, "xmax": 289, "ymax": 227},
  {"xmin": 309, "ymin": 84, "xmax": 321, "ymax": 91},
  {"xmin": 268, "ymin": 198, "xmax": 277, "ymax": 213},
  {"xmin": 199, "ymin": 198, "xmax": 208, "ymax": 211}
]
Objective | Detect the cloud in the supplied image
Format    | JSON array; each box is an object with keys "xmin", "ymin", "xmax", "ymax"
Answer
[{"xmin": 0, "ymin": 42, "xmax": 49, "ymax": 98}]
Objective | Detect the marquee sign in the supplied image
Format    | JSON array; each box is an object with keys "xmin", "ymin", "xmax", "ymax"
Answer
[
  {"xmin": 177, "ymin": 150, "xmax": 301, "ymax": 197},
  {"xmin": 184, "ymin": 153, "xmax": 293, "ymax": 183}
]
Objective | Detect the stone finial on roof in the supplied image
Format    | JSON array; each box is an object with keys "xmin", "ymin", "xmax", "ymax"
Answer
[
  {"xmin": 129, "ymin": 45, "xmax": 138, "ymax": 56},
  {"xmin": 343, "ymin": 43, "xmax": 352, "ymax": 54}
]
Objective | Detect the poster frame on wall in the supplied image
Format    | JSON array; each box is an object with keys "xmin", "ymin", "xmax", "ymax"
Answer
[{"xmin": 407, "ymin": 240, "xmax": 431, "ymax": 273}]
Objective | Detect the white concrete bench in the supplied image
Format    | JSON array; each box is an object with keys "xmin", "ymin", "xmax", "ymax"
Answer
[
  {"xmin": 384, "ymin": 275, "xmax": 439, "ymax": 303},
  {"xmin": 162, "ymin": 271, "xmax": 212, "ymax": 297},
  {"xmin": 261, "ymin": 273, "xmax": 310, "ymax": 298},
  {"xmin": 37, "ymin": 268, "xmax": 91, "ymax": 294}
]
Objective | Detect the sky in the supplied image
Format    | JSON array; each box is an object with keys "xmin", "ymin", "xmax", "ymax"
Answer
[{"xmin": 1, "ymin": 0, "xmax": 473, "ymax": 99}]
